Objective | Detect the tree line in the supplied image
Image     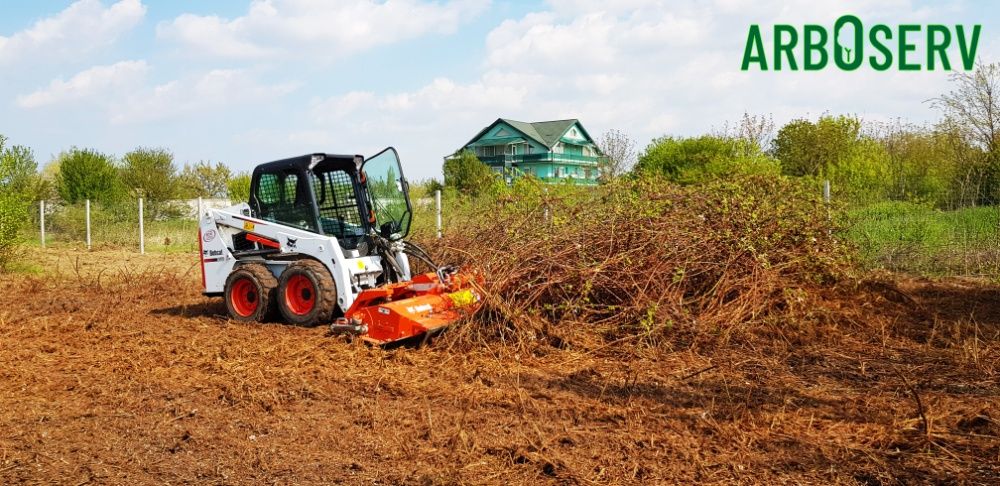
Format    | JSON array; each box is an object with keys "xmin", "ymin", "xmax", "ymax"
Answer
[{"xmin": 442, "ymin": 63, "xmax": 999, "ymax": 209}]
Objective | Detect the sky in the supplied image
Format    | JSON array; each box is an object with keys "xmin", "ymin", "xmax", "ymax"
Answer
[{"xmin": 1, "ymin": 0, "xmax": 998, "ymax": 181}]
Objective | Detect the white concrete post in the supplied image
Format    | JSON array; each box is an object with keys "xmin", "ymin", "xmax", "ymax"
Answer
[
  {"xmin": 138, "ymin": 197, "xmax": 145, "ymax": 255},
  {"xmin": 85, "ymin": 199, "xmax": 91, "ymax": 250},
  {"xmin": 197, "ymin": 196, "xmax": 203, "ymax": 220},
  {"xmin": 435, "ymin": 189, "xmax": 442, "ymax": 239},
  {"xmin": 543, "ymin": 187, "xmax": 550, "ymax": 223},
  {"xmin": 823, "ymin": 180, "xmax": 831, "ymax": 203},
  {"xmin": 39, "ymin": 200, "xmax": 45, "ymax": 248}
]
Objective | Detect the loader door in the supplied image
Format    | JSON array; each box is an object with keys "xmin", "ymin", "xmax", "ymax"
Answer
[{"xmin": 362, "ymin": 147, "xmax": 412, "ymax": 240}]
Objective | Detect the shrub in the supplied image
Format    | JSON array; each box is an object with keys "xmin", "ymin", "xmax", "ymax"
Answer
[
  {"xmin": 0, "ymin": 194, "xmax": 27, "ymax": 271},
  {"xmin": 55, "ymin": 148, "xmax": 121, "ymax": 205},
  {"xmin": 633, "ymin": 135, "xmax": 779, "ymax": 183},
  {"xmin": 227, "ymin": 173, "xmax": 251, "ymax": 203}
]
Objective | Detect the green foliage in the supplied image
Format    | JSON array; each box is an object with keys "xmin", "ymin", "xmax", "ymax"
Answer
[
  {"xmin": 0, "ymin": 134, "xmax": 37, "ymax": 270},
  {"xmin": 773, "ymin": 116, "xmax": 892, "ymax": 204},
  {"xmin": 633, "ymin": 135, "xmax": 779, "ymax": 183},
  {"xmin": 227, "ymin": 172, "xmax": 251, "ymax": 203},
  {"xmin": 773, "ymin": 116, "xmax": 863, "ymax": 176},
  {"xmin": 177, "ymin": 161, "xmax": 232, "ymax": 198},
  {"xmin": 0, "ymin": 193, "xmax": 27, "ymax": 270},
  {"xmin": 843, "ymin": 201, "xmax": 1000, "ymax": 275},
  {"xmin": 120, "ymin": 147, "xmax": 178, "ymax": 202},
  {"xmin": 443, "ymin": 150, "xmax": 497, "ymax": 196},
  {"xmin": 55, "ymin": 148, "xmax": 120, "ymax": 205}
]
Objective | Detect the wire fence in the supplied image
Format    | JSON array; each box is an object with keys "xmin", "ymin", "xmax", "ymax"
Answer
[
  {"xmin": 25, "ymin": 184, "xmax": 1000, "ymax": 278},
  {"xmin": 27, "ymin": 197, "xmax": 232, "ymax": 254}
]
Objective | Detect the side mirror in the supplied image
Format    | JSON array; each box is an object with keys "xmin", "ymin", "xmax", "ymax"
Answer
[{"xmin": 380, "ymin": 221, "xmax": 401, "ymax": 238}]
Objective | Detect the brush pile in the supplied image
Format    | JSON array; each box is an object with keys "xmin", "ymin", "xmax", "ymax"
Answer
[{"xmin": 426, "ymin": 176, "xmax": 850, "ymax": 349}]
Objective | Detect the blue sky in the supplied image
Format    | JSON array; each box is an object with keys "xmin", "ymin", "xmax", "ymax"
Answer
[{"xmin": 1, "ymin": 0, "xmax": 998, "ymax": 180}]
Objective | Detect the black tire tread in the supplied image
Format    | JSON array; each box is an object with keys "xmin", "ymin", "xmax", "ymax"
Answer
[
  {"xmin": 224, "ymin": 263, "xmax": 278, "ymax": 323},
  {"xmin": 277, "ymin": 259, "xmax": 337, "ymax": 326}
]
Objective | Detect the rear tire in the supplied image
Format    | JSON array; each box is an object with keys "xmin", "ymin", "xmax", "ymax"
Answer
[
  {"xmin": 277, "ymin": 260, "xmax": 337, "ymax": 326},
  {"xmin": 224, "ymin": 263, "xmax": 277, "ymax": 323}
]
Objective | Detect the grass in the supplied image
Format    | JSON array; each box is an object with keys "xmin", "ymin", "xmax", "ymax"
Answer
[{"xmin": 843, "ymin": 201, "xmax": 1000, "ymax": 276}]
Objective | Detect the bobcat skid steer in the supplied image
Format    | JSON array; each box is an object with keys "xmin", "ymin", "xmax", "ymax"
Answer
[{"xmin": 198, "ymin": 148, "xmax": 480, "ymax": 344}]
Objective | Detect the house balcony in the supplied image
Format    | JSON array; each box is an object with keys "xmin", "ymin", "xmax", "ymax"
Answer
[{"xmin": 477, "ymin": 153, "xmax": 604, "ymax": 166}]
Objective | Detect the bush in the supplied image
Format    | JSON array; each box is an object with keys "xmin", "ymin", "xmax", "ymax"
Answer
[
  {"xmin": 56, "ymin": 148, "xmax": 121, "ymax": 205},
  {"xmin": 227, "ymin": 173, "xmax": 251, "ymax": 203},
  {"xmin": 423, "ymin": 174, "xmax": 848, "ymax": 349},
  {"xmin": 0, "ymin": 194, "xmax": 27, "ymax": 271},
  {"xmin": 443, "ymin": 150, "xmax": 498, "ymax": 196},
  {"xmin": 633, "ymin": 135, "xmax": 779, "ymax": 183}
]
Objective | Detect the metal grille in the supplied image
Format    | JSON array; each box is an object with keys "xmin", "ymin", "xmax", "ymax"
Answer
[
  {"xmin": 311, "ymin": 169, "xmax": 367, "ymax": 249},
  {"xmin": 232, "ymin": 231, "xmax": 254, "ymax": 252},
  {"xmin": 256, "ymin": 172, "xmax": 315, "ymax": 231}
]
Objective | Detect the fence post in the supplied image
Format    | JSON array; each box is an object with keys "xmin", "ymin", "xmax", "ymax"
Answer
[
  {"xmin": 435, "ymin": 190, "xmax": 442, "ymax": 239},
  {"xmin": 138, "ymin": 197, "xmax": 145, "ymax": 255},
  {"xmin": 85, "ymin": 199, "xmax": 91, "ymax": 250},
  {"xmin": 543, "ymin": 187, "xmax": 550, "ymax": 223},
  {"xmin": 823, "ymin": 180, "xmax": 831, "ymax": 204},
  {"xmin": 39, "ymin": 200, "xmax": 45, "ymax": 248},
  {"xmin": 197, "ymin": 196, "xmax": 203, "ymax": 220}
]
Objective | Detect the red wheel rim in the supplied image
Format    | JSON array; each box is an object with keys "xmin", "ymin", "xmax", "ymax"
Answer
[
  {"xmin": 284, "ymin": 274, "xmax": 316, "ymax": 316},
  {"xmin": 230, "ymin": 278, "xmax": 259, "ymax": 317}
]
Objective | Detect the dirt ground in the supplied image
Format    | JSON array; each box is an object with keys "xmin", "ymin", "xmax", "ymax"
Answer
[{"xmin": 0, "ymin": 249, "xmax": 997, "ymax": 484}]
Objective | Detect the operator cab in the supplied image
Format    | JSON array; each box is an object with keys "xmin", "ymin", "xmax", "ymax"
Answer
[{"xmin": 248, "ymin": 148, "xmax": 412, "ymax": 250}]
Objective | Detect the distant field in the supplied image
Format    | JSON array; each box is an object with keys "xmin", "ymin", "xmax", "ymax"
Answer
[{"xmin": 844, "ymin": 201, "xmax": 1000, "ymax": 277}]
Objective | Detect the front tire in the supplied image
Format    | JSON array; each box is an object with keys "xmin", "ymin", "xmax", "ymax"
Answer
[
  {"xmin": 277, "ymin": 260, "xmax": 337, "ymax": 326},
  {"xmin": 224, "ymin": 263, "xmax": 277, "ymax": 323}
]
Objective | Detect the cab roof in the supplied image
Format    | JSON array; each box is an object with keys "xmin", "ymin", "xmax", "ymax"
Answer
[{"xmin": 251, "ymin": 153, "xmax": 363, "ymax": 175}]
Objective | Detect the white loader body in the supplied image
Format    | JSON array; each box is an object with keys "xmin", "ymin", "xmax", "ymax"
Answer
[{"xmin": 198, "ymin": 202, "xmax": 396, "ymax": 311}]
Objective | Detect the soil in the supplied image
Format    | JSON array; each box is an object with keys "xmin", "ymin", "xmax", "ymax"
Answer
[{"xmin": 0, "ymin": 250, "xmax": 997, "ymax": 484}]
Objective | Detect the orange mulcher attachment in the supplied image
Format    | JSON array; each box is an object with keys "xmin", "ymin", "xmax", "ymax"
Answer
[{"xmin": 334, "ymin": 268, "xmax": 482, "ymax": 344}]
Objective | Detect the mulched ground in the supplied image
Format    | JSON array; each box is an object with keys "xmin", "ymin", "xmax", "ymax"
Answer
[{"xmin": 0, "ymin": 254, "xmax": 997, "ymax": 484}]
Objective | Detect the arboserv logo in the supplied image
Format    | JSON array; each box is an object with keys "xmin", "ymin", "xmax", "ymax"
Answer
[{"xmin": 741, "ymin": 15, "xmax": 981, "ymax": 71}]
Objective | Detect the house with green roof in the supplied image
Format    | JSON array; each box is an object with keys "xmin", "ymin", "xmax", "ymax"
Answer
[{"xmin": 450, "ymin": 118, "xmax": 605, "ymax": 185}]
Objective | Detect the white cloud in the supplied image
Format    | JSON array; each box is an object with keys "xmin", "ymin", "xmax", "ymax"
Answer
[
  {"xmin": 0, "ymin": 0, "xmax": 146, "ymax": 64},
  {"xmin": 16, "ymin": 62, "xmax": 298, "ymax": 124},
  {"xmin": 157, "ymin": 0, "xmax": 489, "ymax": 60},
  {"xmin": 109, "ymin": 69, "xmax": 300, "ymax": 123},
  {"xmin": 16, "ymin": 60, "xmax": 149, "ymax": 108},
  {"xmin": 281, "ymin": 0, "xmax": 981, "ymax": 180}
]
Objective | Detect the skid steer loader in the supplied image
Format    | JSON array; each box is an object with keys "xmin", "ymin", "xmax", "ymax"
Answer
[{"xmin": 198, "ymin": 148, "xmax": 480, "ymax": 344}]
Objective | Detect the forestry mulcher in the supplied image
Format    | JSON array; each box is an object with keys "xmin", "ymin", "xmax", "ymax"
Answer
[{"xmin": 198, "ymin": 148, "xmax": 480, "ymax": 344}]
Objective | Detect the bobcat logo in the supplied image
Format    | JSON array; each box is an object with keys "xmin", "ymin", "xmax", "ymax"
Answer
[{"xmin": 286, "ymin": 237, "xmax": 297, "ymax": 249}]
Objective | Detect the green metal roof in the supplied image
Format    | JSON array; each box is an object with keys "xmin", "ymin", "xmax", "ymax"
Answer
[
  {"xmin": 458, "ymin": 118, "xmax": 597, "ymax": 154},
  {"xmin": 468, "ymin": 136, "xmax": 525, "ymax": 147}
]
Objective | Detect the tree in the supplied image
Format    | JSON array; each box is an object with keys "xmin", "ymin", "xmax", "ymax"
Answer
[
  {"xmin": 717, "ymin": 112, "xmax": 775, "ymax": 158},
  {"xmin": 772, "ymin": 115, "xmax": 865, "ymax": 176},
  {"xmin": 178, "ymin": 161, "xmax": 232, "ymax": 198},
  {"xmin": 633, "ymin": 135, "xmax": 778, "ymax": 184},
  {"xmin": 596, "ymin": 129, "xmax": 636, "ymax": 182},
  {"xmin": 932, "ymin": 63, "xmax": 1000, "ymax": 204},
  {"xmin": 0, "ymin": 134, "xmax": 36, "ymax": 270},
  {"xmin": 227, "ymin": 172, "xmax": 251, "ymax": 203},
  {"xmin": 933, "ymin": 63, "xmax": 1000, "ymax": 153},
  {"xmin": 55, "ymin": 148, "xmax": 119, "ymax": 204},
  {"xmin": 443, "ymin": 150, "xmax": 496, "ymax": 196},
  {"xmin": 120, "ymin": 147, "xmax": 178, "ymax": 202}
]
